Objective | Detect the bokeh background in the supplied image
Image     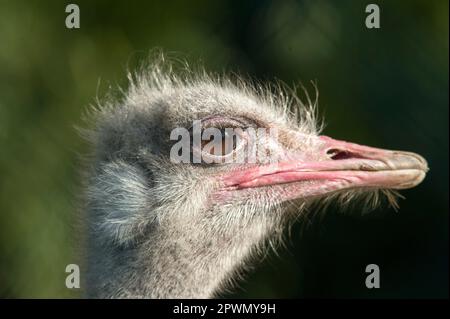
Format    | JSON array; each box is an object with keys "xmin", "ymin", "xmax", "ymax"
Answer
[{"xmin": 0, "ymin": 0, "xmax": 448, "ymax": 298}]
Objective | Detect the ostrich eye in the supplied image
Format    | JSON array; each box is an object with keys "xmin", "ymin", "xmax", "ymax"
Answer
[
  {"xmin": 191, "ymin": 116, "xmax": 251, "ymax": 163},
  {"xmin": 201, "ymin": 128, "xmax": 238, "ymax": 156}
]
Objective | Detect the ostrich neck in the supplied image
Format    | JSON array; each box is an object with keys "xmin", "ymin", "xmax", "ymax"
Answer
[{"xmin": 87, "ymin": 216, "xmax": 269, "ymax": 298}]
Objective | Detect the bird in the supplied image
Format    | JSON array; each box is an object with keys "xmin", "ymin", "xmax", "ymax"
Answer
[{"xmin": 81, "ymin": 58, "xmax": 428, "ymax": 298}]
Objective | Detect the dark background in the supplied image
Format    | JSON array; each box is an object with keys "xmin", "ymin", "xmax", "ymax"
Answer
[{"xmin": 0, "ymin": 0, "xmax": 447, "ymax": 298}]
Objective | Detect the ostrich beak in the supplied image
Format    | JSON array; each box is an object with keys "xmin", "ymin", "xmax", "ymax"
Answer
[{"xmin": 222, "ymin": 135, "xmax": 428, "ymax": 198}]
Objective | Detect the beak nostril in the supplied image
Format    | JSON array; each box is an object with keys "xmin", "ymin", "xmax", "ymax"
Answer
[
  {"xmin": 327, "ymin": 148, "xmax": 348, "ymax": 160},
  {"xmin": 327, "ymin": 149, "xmax": 366, "ymax": 160}
]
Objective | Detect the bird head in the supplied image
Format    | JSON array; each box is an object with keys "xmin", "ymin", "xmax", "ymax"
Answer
[{"xmin": 85, "ymin": 62, "xmax": 428, "ymax": 254}]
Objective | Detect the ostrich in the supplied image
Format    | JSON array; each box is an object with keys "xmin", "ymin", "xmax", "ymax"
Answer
[{"xmin": 82, "ymin": 60, "xmax": 428, "ymax": 298}]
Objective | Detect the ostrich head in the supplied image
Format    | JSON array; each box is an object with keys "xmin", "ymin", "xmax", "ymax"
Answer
[{"xmin": 83, "ymin": 61, "xmax": 428, "ymax": 298}]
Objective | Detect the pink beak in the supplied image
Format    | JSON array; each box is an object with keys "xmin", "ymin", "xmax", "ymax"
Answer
[{"xmin": 222, "ymin": 136, "xmax": 428, "ymax": 196}]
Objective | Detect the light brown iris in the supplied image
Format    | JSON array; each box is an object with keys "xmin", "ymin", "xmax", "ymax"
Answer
[{"xmin": 201, "ymin": 128, "xmax": 237, "ymax": 156}]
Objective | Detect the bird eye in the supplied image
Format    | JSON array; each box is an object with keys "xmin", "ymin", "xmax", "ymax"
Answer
[
  {"xmin": 201, "ymin": 128, "xmax": 238, "ymax": 156},
  {"xmin": 192, "ymin": 116, "xmax": 250, "ymax": 164}
]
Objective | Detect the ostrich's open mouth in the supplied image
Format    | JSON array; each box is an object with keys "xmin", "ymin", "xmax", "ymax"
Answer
[{"xmin": 221, "ymin": 136, "xmax": 428, "ymax": 199}]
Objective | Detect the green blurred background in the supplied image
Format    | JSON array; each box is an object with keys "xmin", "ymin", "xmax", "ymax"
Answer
[{"xmin": 0, "ymin": 0, "xmax": 448, "ymax": 298}]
